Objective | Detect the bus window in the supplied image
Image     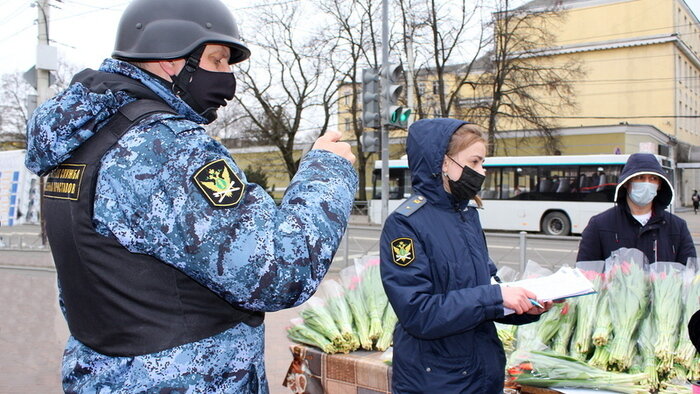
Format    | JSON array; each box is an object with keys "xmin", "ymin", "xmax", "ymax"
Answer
[
  {"xmin": 500, "ymin": 167, "xmax": 536, "ymax": 199},
  {"xmin": 542, "ymin": 168, "xmax": 578, "ymax": 197},
  {"xmin": 481, "ymin": 167, "xmax": 500, "ymax": 199},
  {"xmin": 372, "ymin": 168, "xmax": 411, "ymax": 199},
  {"xmin": 579, "ymin": 165, "xmax": 621, "ymax": 201}
]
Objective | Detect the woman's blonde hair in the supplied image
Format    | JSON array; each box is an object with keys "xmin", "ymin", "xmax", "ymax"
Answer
[{"xmin": 446, "ymin": 123, "xmax": 487, "ymax": 207}]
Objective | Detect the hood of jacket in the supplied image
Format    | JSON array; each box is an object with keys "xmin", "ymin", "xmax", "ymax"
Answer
[
  {"xmin": 25, "ymin": 58, "xmax": 208, "ymax": 176},
  {"xmin": 406, "ymin": 118, "xmax": 470, "ymax": 209},
  {"xmin": 614, "ymin": 152, "xmax": 673, "ymax": 208}
]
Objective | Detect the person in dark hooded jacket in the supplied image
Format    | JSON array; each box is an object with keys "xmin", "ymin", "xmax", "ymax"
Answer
[
  {"xmin": 380, "ymin": 119, "xmax": 552, "ymax": 393},
  {"xmin": 577, "ymin": 153, "xmax": 695, "ymax": 264}
]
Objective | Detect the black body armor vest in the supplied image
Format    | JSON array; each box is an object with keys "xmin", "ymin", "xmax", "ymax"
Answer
[{"xmin": 43, "ymin": 99, "xmax": 263, "ymax": 357}]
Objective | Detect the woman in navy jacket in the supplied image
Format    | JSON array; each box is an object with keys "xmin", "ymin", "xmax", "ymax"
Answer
[
  {"xmin": 380, "ymin": 119, "xmax": 551, "ymax": 393},
  {"xmin": 576, "ymin": 153, "xmax": 695, "ymax": 264}
]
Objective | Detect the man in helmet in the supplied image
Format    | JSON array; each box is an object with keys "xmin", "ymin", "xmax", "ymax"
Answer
[{"xmin": 25, "ymin": 0, "xmax": 357, "ymax": 392}]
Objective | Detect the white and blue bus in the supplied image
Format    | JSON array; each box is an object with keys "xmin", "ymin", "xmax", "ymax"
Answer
[{"xmin": 369, "ymin": 154, "xmax": 673, "ymax": 235}]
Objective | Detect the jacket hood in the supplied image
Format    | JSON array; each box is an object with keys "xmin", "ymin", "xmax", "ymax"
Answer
[
  {"xmin": 25, "ymin": 58, "xmax": 207, "ymax": 176},
  {"xmin": 406, "ymin": 118, "xmax": 469, "ymax": 208},
  {"xmin": 614, "ymin": 153, "xmax": 673, "ymax": 208}
]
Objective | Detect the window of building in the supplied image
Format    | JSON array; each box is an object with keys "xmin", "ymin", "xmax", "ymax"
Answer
[{"xmin": 432, "ymin": 81, "xmax": 442, "ymax": 95}]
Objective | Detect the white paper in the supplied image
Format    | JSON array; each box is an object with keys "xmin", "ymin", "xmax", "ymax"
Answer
[{"xmin": 502, "ymin": 266, "xmax": 596, "ymax": 303}]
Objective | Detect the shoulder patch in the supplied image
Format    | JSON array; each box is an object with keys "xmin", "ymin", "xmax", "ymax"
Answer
[
  {"xmin": 396, "ymin": 195, "xmax": 427, "ymax": 217},
  {"xmin": 192, "ymin": 159, "xmax": 245, "ymax": 208},
  {"xmin": 391, "ymin": 237, "xmax": 416, "ymax": 266}
]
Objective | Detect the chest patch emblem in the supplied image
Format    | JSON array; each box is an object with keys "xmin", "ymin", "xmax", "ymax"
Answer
[
  {"xmin": 192, "ymin": 159, "xmax": 245, "ymax": 208},
  {"xmin": 44, "ymin": 163, "xmax": 86, "ymax": 200},
  {"xmin": 391, "ymin": 237, "xmax": 415, "ymax": 266}
]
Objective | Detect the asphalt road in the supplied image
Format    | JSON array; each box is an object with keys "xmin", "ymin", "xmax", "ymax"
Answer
[{"xmin": 333, "ymin": 224, "xmax": 582, "ymax": 273}]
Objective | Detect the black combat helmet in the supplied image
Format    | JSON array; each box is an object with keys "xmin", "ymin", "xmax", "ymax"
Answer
[{"xmin": 112, "ymin": 0, "xmax": 250, "ymax": 64}]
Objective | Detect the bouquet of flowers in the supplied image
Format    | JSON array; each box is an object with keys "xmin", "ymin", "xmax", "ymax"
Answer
[
  {"xmin": 300, "ymin": 297, "xmax": 348, "ymax": 352},
  {"xmin": 375, "ymin": 303, "xmax": 397, "ymax": 351},
  {"xmin": 635, "ymin": 313, "xmax": 660, "ymax": 390},
  {"xmin": 508, "ymin": 350, "xmax": 648, "ymax": 393},
  {"xmin": 287, "ymin": 318, "xmax": 336, "ymax": 354},
  {"xmin": 675, "ymin": 272, "xmax": 700, "ymax": 368},
  {"xmin": 319, "ymin": 279, "xmax": 359, "ymax": 351},
  {"xmin": 605, "ymin": 250, "xmax": 649, "ymax": 371},
  {"xmin": 649, "ymin": 262, "xmax": 684, "ymax": 372},
  {"xmin": 497, "ymin": 323, "xmax": 518, "ymax": 354},
  {"xmin": 357, "ymin": 257, "xmax": 388, "ymax": 341},
  {"xmin": 551, "ymin": 301, "xmax": 576, "ymax": 355},
  {"xmin": 571, "ymin": 261, "xmax": 605, "ymax": 359},
  {"xmin": 340, "ymin": 265, "xmax": 374, "ymax": 350}
]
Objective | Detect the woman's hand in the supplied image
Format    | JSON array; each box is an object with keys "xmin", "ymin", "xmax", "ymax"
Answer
[
  {"xmin": 500, "ymin": 286, "xmax": 538, "ymax": 315},
  {"xmin": 526, "ymin": 300, "xmax": 554, "ymax": 315}
]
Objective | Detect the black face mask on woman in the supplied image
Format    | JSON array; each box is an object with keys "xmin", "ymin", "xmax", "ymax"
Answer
[{"xmin": 445, "ymin": 155, "xmax": 486, "ymax": 201}]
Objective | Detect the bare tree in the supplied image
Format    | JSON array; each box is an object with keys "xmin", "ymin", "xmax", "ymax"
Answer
[
  {"xmin": 53, "ymin": 57, "xmax": 81, "ymax": 92},
  {"xmin": 399, "ymin": 0, "xmax": 486, "ymax": 119},
  {"xmin": 320, "ymin": 0, "xmax": 384, "ymax": 201},
  {"xmin": 0, "ymin": 57, "xmax": 82, "ymax": 142},
  {"xmin": 468, "ymin": 0, "xmax": 584, "ymax": 156},
  {"xmin": 234, "ymin": 2, "xmax": 342, "ymax": 180},
  {"xmin": 0, "ymin": 72, "xmax": 33, "ymax": 148},
  {"xmin": 207, "ymin": 102, "xmax": 251, "ymax": 148}
]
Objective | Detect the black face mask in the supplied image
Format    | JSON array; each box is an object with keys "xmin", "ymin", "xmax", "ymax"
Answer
[
  {"xmin": 446, "ymin": 155, "xmax": 486, "ymax": 202},
  {"xmin": 171, "ymin": 48, "xmax": 236, "ymax": 124},
  {"xmin": 184, "ymin": 66, "xmax": 236, "ymax": 122}
]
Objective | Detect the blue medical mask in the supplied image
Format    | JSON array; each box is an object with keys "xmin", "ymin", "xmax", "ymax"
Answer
[{"xmin": 628, "ymin": 181, "xmax": 657, "ymax": 206}]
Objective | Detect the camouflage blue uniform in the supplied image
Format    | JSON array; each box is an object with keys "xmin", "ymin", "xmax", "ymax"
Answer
[{"xmin": 25, "ymin": 59, "xmax": 358, "ymax": 393}]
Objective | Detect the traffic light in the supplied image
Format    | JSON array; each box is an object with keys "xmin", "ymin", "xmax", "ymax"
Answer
[
  {"xmin": 361, "ymin": 130, "xmax": 381, "ymax": 153},
  {"xmin": 380, "ymin": 63, "xmax": 411, "ymax": 129},
  {"xmin": 361, "ymin": 68, "xmax": 381, "ymax": 129}
]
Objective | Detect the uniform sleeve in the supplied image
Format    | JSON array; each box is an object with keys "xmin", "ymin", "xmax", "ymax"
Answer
[
  {"xmin": 576, "ymin": 215, "xmax": 603, "ymax": 262},
  {"xmin": 676, "ymin": 217, "xmax": 697, "ymax": 265},
  {"xmin": 380, "ymin": 214, "xmax": 505, "ymax": 340},
  {"xmin": 95, "ymin": 123, "xmax": 358, "ymax": 312}
]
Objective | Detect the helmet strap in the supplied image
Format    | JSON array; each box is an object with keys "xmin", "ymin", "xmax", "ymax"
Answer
[{"xmin": 171, "ymin": 46, "xmax": 206, "ymax": 112}]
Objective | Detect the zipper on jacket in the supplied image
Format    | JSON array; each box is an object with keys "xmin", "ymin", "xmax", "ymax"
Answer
[{"xmin": 452, "ymin": 201, "xmax": 467, "ymax": 222}]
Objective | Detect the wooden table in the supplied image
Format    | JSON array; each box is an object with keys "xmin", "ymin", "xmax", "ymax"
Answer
[
  {"xmin": 282, "ymin": 344, "xmax": 570, "ymax": 394},
  {"xmin": 283, "ymin": 344, "xmax": 391, "ymax": 394}
]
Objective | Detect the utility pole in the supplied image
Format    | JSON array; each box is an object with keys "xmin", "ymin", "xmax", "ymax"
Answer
[
  {"xmin": 36, "ymin": 0, "xmax": 53, "ymax": 106},
  {"xmin": 34, "ymin": 0, "xmax": 56, "ymax": 245},
  {"xmin": 405, "ymin": 34, "xmax": 415, "ymax": 129},
  {"xmin": 380, "ymin": 0, "xmax": 389, "ymax": 223}
]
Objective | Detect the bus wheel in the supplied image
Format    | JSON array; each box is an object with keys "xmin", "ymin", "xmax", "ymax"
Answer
[{"xmin": 542, "ymin": 211, "xmax": 570, "ymax": 236}]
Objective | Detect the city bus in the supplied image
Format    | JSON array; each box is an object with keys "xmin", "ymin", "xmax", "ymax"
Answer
[{"xmin": 369, "ymin": 154, "xmax": 673, "ymax": 235}]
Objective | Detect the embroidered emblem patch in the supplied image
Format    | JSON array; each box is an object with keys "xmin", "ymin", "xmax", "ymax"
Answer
[
  {"xmin": 44, "ymin": 163, "xmax": 86, "ymax": 201},
  {"xmin": 192, "ymin": 159, "xmax": 245, "ymax": 208},
  {"xmin": 391, "ymin": 238, "xmax": 415, "ymax": 266}
]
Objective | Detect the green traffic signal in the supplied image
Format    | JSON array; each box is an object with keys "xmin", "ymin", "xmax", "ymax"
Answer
[
  {"xmin": 389, "ymin": 106, "xmax": 412, "ymax": 127},
  {"xmin": 400, "ymin": 107, "xmax": 411, "ymax": 123}
]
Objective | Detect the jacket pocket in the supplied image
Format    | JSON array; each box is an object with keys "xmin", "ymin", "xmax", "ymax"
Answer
[
  {"xmin": 418, "ymin": 350, "xmax": 478, "ymax": 387},
  {"xmin": 418, "ymin": 334, "xmax": 477, "ymax": 364}
]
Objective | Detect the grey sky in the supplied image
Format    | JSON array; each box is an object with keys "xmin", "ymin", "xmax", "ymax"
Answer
[{"xmin": 0, "ymin": 0, "xmax": 698, "ymax": 76}]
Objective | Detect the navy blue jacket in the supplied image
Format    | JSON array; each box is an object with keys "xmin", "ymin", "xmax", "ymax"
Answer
[
  {"xmin": 577, "ymin": 153, "xmax": 695, "ymax": 264},
  {"xmin": 380, "ymin": 118, "xmax": 537, "ymax": 393}
]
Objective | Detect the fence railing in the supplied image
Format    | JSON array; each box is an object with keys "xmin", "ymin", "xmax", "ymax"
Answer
[
  {"xmin": 335, "ymin": 222, "xmax": 700, "ymax": 273},
  {"xmin": 0, "ymin": 232, "xmax": 48, "ymax": 251}
]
